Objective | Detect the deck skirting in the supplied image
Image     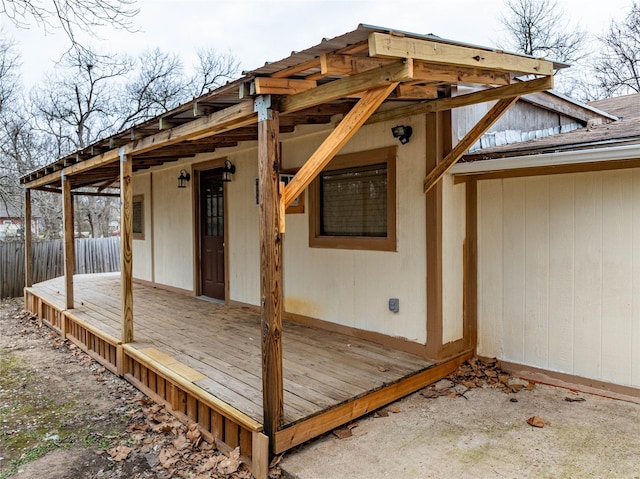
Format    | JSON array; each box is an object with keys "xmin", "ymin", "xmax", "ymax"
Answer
[{"xmin": 23, "ymin": 288, "xmax": 269, "ymax": 479}]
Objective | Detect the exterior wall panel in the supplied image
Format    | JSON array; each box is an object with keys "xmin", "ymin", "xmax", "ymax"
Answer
[
  {"xmin": 478, "ymin": 168, "xmax": 640, "ymax": 388},
  {"xmin": 132, "ymin": 172, "xmax": 153, "ymax": 281}
]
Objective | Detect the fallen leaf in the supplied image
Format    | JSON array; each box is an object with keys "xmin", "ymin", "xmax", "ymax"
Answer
[
  {"xmin": 332, "ymin": 428, "xmax": 353, "ymax": 439},
  {"xmin": 389, "ymin": 405, "xmax": 401, "ymax": 413},
  {"xmin": 564, "ymin": 396, "xmax": 586, "ymax": 402},
  {"xmin": 217, "ymin": 447, "xmax": 241, "ymax": 475},
  {"xmin": 373, "ymin": 409, "xmax": 389, "ymax": 418},
  {"xmin": 378, "ymin": 366, "xmax": 389, "ymax": 372},
  {"xmin": 527, "ymin": 416, "xmax": 545, "ymax": 428},
  {"xmin": 526, "ymin": 381, "xmax": 536, "ymax": 391},
  {"xmin": 109, "ymin": 445, "xmax": 132, "ymax": 462}
]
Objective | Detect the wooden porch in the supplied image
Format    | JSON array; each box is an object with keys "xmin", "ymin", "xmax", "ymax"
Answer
[{"xmin": 24, "ymin": 273, "xmax": 470, "ymax": 478}]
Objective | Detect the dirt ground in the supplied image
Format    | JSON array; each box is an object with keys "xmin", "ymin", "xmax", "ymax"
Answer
[{"xmin": 2, "ymin": 297, "xmax": 639, "ymax": 479}]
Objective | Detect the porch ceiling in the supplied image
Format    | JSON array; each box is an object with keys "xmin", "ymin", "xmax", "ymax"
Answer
[{"xmin": 20, "ymin": 24, "xmax": 557, "ymax": 192}]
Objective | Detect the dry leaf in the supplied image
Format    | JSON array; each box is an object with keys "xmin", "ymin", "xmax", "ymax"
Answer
[
  {"xmin": 173, "ymin": 433, "xmax": 190, "ymax": 451},
  {"xmin": 389, "ymin": 405, "xmax": 401, "ymax": 413},
  {"xmin": 564, "ymin": 396, "xmax": 586, "ymax": 402},
  {"xmin": 526, "ymin": 381, "xmax": 536, "ymax": 391},
  {"xmin": 378, "ymin": 366, "xmax": 389, "ymax": 372},
  {"xmin": 527, "ymin": 416, "xmax": 545, "ymax": 428},
  {"xmin": 217, "ymin": 447, "xmax": 241, "ymax": 475},
  {"xmin": 332, "ymin": 427, "xmax": 353, "ymax": 439},
  {"xmin": 200, "ymin": 455, "xmax": 224, "ymax": 472},
  {"xmin": 374, "ymin": 409, "xmax": 389, "ymax": 418},
  {"xmin": 109, "ymin": 445, "xmax": 132, "ymax": 462}
]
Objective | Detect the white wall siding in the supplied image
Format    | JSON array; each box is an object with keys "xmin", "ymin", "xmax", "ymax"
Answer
[
  {"xmin": 152, "ymin": 167, "xmax": 194, "ymax": 291},
  {"xmin": 442, "ymin": 175, "xmax": 465, "ymax": 344},
  {"xmin": 226, "ymin": 149, "xmax": 260, "ymax": 306},
  {"xmin": 132, "ymin": 172, "xmax": 153, "ymax": 281},
  {"xmin": 477, "ymin": 168, "xmax": 640, "ymax": 388}
]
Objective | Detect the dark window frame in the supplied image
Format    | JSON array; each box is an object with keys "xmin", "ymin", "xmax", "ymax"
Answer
[{"xmin": 309, "ymin": 146, "xmax": 397, "ymax": 251}]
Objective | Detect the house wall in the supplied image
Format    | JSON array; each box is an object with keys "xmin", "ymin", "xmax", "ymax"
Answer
[
  {"xmin": 132, "ymin": 113, "xmax": 470, "ymax": 346},
  {"xmin": 281, "ymin": 118, "xmax": 428, "ymax": 343},
  {"xmin": 477, "ymin": 168, "xmax": 640, "ymax": 388},
  {"xmin": 442, "ymin": 174, "xmax": 465, "ymax": 344},
  {"xmin": 150, "ymin": 166, "xmax": 195, "ymax": 291},
  {"xmin": 133, "ymin": 172, "xmax": 153, "ymax": 282}
]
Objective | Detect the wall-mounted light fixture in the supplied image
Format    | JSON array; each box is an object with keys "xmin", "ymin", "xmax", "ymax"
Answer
[
  {"xmin": 222, "ymin": 160, "xmax": 236, "ymax": 182},
  {"xmin": 391, "ymin": 125, "xmax": 413, "ymax": 145},
  {"xmin": 177, "ymin": 169, "xmax": 191, "ymax": 188}
]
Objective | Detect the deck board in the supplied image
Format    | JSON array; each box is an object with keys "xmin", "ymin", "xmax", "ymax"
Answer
[{"xmin": 28, "ymin": 273, "xmax": 436, "ymax": 426}]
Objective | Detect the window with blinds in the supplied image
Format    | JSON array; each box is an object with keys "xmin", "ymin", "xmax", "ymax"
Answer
[
  {"xmin": 320, "ymin": 163, "xmax": 387, "ymax": 237},
  {"xmin": 309, "ymin": 146, "xmax": 397, "ymax": 251}
]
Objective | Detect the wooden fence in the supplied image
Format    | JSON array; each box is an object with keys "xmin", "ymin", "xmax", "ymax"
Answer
[{"xmin": 0, "ymin": 237, "xmax": 120, "ymax": 299}]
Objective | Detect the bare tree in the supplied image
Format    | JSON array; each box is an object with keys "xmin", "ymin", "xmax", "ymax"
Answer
[
  {"xmin": 498, "ymin": 0, "xmax": 588, "ymax": 64},
  {"xmin": 31, "ymin": 48, "xmax": 132, "ymax": 152},
  {"xmin": 594, "ymin": 2, "xmax": 640, "ymax": 95},
  {"xmin": 0, "ymin": 0, "xmax": 138, "ymax": 48},
  {"xmin": 118, "ymin": 48, "xmax": 185, "ymax": 129},
  {"xmin": 190, "ymin": 48, "xmax": 240, "ymax": 98}
]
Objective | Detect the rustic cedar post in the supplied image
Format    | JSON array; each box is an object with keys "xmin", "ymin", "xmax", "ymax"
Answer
[
  {"xmin": 61, "ymin": 173, "xmax": 74, "ymax": 310},
  {"xmin": 255, "ymin": 95, "xmax": 284, "ymax": 449},
  {"xmin": 24, "ymin": 188, "xmax": 32, "ymax": 288},
  {"xmin": 120, "ymin": 148, "xmax": 134, "ymax": 344}
]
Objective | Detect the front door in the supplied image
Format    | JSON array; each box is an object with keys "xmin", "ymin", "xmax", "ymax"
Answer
[{"xmin": 200, "ymin": 170, "xmax": 225, "ymax": 299}]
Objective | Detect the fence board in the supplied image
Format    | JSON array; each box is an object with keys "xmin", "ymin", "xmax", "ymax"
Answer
[{"xmin": 0, "ymin": 237, "xmax": 121, "ymax": 299}]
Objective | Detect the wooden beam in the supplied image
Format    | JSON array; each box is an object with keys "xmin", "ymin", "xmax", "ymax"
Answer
[
  {"xmin": 423, "ymin": 96, "xmax": 520, "ymax": 193},
  {"xmin": 72, "ymin": 191, "xmax": 121, "ymax": 198},
  {"xmin": 62, "ymin": 174, "xmax": 74, "ymax": 310},
  {"xmin": 368, "ymin": 75, "xmax": 553, "ymax": 125},
  {"xmin": 253, "ymin": 77, "xmax": 317, "ymax": 95},
  {"xmin": 257, "ymin": 100, "xmax": 284, "ymax": 450},
  {"xmin": 396, "ymin": 83, "xmax": 439, "ymax": 99},
  {"xmin": 319, "ymin": 54, "xmax": 511, "ymax": 85},
  {"xmin": 24, "ymin": 188, "xmax": 32, "ymax": 288},
  {"xmin": 413, "ymin": 60, "xmax": 512, "ymax": 85},
  {"xmin": 279, "ymin": 59, "xmax": 412, "ymax": 115},
  {"xmin": 270, "ymin": 57, "xmax": 321, "ymax": 79},
  {"xmin": 283, "ymin": 83, "xmax": 398, "ymax": 208},
  {"xmin": 368, "ymin": 32, "xmax": 554, "ymax": 75},
  {"xmin": 120, "ymin": 149, "xmax": 134, "ymax": 344}
]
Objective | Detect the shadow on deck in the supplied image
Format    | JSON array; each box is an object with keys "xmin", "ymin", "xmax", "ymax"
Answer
[{"xmin": 24, "ymin": 273, "xmax": 471, "ymax": 478}]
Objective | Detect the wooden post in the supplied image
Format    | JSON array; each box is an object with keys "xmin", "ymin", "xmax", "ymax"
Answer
[
  {"xmin": 61, "ymin": 173, "xmax": 74, "ymax": 309},
  {"xmin": 24, "ymin": 188, "xmax": 33, "ymax": 288},
  {"xmin": 255, "ymin": 95, "xmax": 284, "ymax": 448},
  {"xmin": 120, "ymin": 148, "xmax": 134, "ymax": 344}
]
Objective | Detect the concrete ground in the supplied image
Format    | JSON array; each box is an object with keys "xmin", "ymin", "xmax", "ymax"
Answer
[{"xmin": 280, "ymin": 380, "xmax": 640, "ymax": 479}]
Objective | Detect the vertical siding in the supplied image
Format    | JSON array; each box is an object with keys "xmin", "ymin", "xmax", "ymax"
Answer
[
  {"xmin": 227, "ymin": 149, "xmax": 261, "ymax": 306},
  {"xmin": 132, "ymin": 172, "xmax": 153, "ymax": 281},
  {"xmin": 152, "ymin": 167, "xmax": 194, "ymax": 291},
  {"xmin": 441, "ymin": 175, "xmax": 465, "ymax": 344},
  {"xmin": 478, "ymin": 168, "xmax": 640, "ymax": 388},
  {"xmin": 477, "ymin": 179, "xmax": 503, "ymax": 356}
]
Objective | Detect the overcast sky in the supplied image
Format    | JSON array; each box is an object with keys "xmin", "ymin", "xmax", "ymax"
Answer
[{"xmin": 3, "ymin": 0, "xmax": 635, "ymax": 85}]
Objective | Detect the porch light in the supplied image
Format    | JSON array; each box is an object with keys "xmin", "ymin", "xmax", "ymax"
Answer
[
  {"xmin": 177, "ymin": 169, "xmax": 191, "ymax": 188},
  {"xmin": 391, "ymin": 125, "xmax": 413, "ymax": 144},
  {"xmin": 222, "ymin": 160, "xmax": 236, "ymax": 182}
]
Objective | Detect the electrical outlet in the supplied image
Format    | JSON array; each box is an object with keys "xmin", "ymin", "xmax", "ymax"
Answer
[{"xmin": 388, "ymin": 298, "xmax": 399, "ymax": 313}]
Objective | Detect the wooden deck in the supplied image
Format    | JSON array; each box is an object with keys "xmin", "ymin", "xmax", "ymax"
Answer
[{"xmin": 24, "ymin": 273, "xmax": 471, "ymax": 478}]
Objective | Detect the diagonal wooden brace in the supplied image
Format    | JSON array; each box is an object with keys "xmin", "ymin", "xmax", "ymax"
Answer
[
  {"xmin": 283, "ymin": 83, "xmax": 398, "ymax": 208},
  {"xmin": 423, "ymin": 96, "xmax": 520, "ymax": 194}
]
